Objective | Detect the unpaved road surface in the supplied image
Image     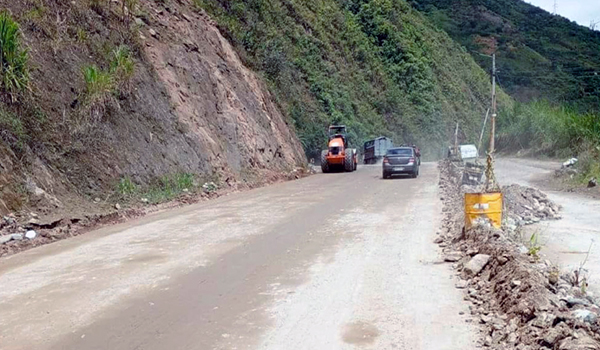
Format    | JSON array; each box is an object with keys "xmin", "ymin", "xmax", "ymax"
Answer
[
  {"xmin": 0, "ymin": 164, "xmax": 475, "ymax": 350},
  {"xmin": 496, "ymin": 158, "xmax": 600, "ymax": 292}
]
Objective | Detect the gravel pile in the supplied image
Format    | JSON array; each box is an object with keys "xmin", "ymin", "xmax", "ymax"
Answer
[{"xmin": 503, "ymin": 184, "xmax": 562, "ymax": 226}]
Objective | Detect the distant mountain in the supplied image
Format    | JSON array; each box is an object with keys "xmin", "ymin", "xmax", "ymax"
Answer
[{"xmin": 410, "ymin": 0, "xmax": 600, "ymax": 110}]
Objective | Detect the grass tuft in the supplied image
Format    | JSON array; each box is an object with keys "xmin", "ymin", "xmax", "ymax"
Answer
[
  {"xmin": 118, "ymin": 176, "xmax": 137, "ymax": 196},
  {"xmin": 116, "ymin": 173, "xmax": 200, "ymax": 205},
  {"xmin": 82, "ymin": 64, "xmax": 114, "ymax": 104},
  {"xmin": 0, "ymin": 11, "xmax": 29, "ymax": 98},
  {"xmin": 110, "ymin": 45, "xmax": 135, "ymax": 86},
  {"xmin": 0, "ymin": 107, "xmax": 26, "ymax": 150}
]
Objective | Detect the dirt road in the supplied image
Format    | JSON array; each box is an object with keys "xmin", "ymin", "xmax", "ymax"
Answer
[
  {"xmin": 0, "ymin": 164, "xmax": 475, "ymax": 350},
  {"xmin": 495, "ymin": 158, "xmax": 600, "ymax": 292}
]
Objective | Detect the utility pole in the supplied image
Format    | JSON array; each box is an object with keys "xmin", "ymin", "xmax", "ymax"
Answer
[
  {"xmin": 553, "ymin": 0, "xmax": 557, "ymax": 15},
  {"xmin": 484, "ymin": 53, "xmax": 499, "ymax": 192},
  {"xmin": 478, "ymin": 108, "xmax": 490, "ymax": 154},
  {"xmin": 489, "ymin": 53, "xmax": 497, "ymax": 154},
  {"xmin": 454, "ymin": 121, "xmax": 459, "ymax": 156}
]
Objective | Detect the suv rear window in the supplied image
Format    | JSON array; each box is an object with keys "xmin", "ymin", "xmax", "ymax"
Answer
[{"xmin": 386, "ymin": 148, "xmax": 412, "ymax": 156}]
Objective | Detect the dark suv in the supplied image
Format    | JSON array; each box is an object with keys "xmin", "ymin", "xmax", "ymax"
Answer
[{"xmin": 382, "ymin": 147, "xmax": 419, "ymax": 179}]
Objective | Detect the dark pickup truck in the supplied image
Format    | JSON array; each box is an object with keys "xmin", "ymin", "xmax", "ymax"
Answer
[{"xmin": 382, "ymin": 147, "xmax": 419, "ymax": 179}]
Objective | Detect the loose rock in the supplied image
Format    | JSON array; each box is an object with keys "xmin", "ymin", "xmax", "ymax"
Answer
[
  {"xmin": 588, "ymin": 178, "xmax": 597, "ymax": 188},
  {"xmin": 571, "ymin": 309, "xmax": 597, "ymax": 324},
  {"xmin": 543, "ymin": 324, "xmax": 568, "ymax": 346},
  {"xmin": 558, "ymin": 334, "xmax": 598, "ymax": 350},
  {"xmin": 456, "ymin": 280, "xmax": 468, "ymax": 289},
  {"xmin": 25, "ymin": 230, "xmax": 37, "ymax": 240},
  {"xmin": 564, "ymin": 297, "xmax": 591, "ymax": 308},
  {"xmin": 28, "ymin": 218, "xmax": 40, "ymax": 226},
  {"xmin": 444, "ymin": 252, "xmax": 462, "ymax": 262},
  {"xmin": 464, "ymin": 254, "xmax": 490, "ymax": 276}
]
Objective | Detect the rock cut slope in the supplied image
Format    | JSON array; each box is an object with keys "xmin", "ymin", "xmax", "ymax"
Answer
[{"xmin": 0, "ymin": 0, "xmax": 305, "ymax": 219}]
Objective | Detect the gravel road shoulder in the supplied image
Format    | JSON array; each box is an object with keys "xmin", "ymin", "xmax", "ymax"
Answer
[{"xmin": 495, "ymin": 158, "xmax": 600, "ymax": 294}]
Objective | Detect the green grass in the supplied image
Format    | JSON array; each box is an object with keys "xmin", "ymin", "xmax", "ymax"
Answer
[
  {"xmin": 0, "ymin": 108, "xmax": 26, "ymax": 150},
  {"xmin": 497, "ymin": 101, "xmax": 572, "ymax": 156},
  {"xmin": 498, "ymin": 100, "xmax": 600, "ymax": 154},
  {"xmin": 498, "ymin": 100, "xmax": 600, "ymax": 182},
  {"xmin": 122, "ymin": 0, "xmax": 139, "ymax": 20},
  {"xmin": 24, "ymin": 5, "xmax": 46, "ymax": 22},
  {"xmin": 110, "ymin": 45, "xmax": 135, "ymax": 84},
  {"xmin": 82, "ymin": 44, "xmax": 136, "ymax": 102},
  {"xmin": 527, "ymin": 232, "xmax": 542, "ymax": 261},
  {"xmin": 573, "ymin": 143, "xmax": 600, "ymax": 184},
  {"xmin": 144, "ymin": 173, "xmax": 195, "ymax": 204},
  {"xmin": 0, "ymin": 11, "xmax": 29, "ymax": 97},
  {"xmin": 117, "ymin": 173, "xmax": 199, "ymax": 204},
  {"xmin": 82, "ymin": 64, "xmax": 114, "ymax": 103},
  {"xmin": 118, "ymin": 176, "xmax": 137, "ymax": 196},
  {"xmin": 76, "ymin": 28, "xmax": 88, "ymax": 43}
]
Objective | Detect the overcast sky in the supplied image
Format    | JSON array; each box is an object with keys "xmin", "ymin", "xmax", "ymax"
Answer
[{"xmin": 526, "ymin": 0, "xmax": 600, "ymax": 28}]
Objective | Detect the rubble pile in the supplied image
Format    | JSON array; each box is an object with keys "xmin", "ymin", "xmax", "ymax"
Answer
[
  {"xmin": 437, "ymin": 160, "xmax": 600, "ymax": 350},
  {"xmin": 503, "ymin": 184, "xmax": 562, "ymax": 226}
]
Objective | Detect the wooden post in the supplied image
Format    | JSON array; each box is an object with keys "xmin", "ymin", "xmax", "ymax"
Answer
[
  {"xmin": 490, "ymin": 53, "xmax": 497, "ymax": 154},
  {"xmin": 478, "ymin": 108, "xmax": 490, "ymax": 155}
]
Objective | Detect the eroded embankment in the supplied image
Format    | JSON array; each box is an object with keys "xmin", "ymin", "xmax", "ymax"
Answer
[{"xmin": 437, "ymin": 160, "xmax": 600, "ymax": 350}]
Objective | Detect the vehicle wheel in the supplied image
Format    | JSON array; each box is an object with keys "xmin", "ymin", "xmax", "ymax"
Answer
[
  {"xmin": 383, "ymin": 171, "xmax": 389, "ymax": 179},
  {"xmin": 412, "ymin": 168, "xmax": 419, "ymax": 178},
  {"xmin": 321, "ymin": 150, "xmax": 329, "ymax": 173},
  {"xmin": 344, "ymin": 149, "xmax": 354, "ymax": 172}
]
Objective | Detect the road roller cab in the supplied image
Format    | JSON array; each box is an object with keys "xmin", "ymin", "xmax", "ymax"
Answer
[{"xmin": 320, "ymin": 125, "xmax": 357, "ymax": 173}]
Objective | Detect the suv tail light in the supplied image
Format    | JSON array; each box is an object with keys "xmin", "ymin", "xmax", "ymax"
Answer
[
  {"xmin": 409, "ymin": 157, "xmax": 415, "ymax": 163},
  {"xmin": 383, "ymin": 157, "xmax": 389, "ymax": 164}
]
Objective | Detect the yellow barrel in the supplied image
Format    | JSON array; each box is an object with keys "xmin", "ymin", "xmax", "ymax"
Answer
[{"xmin": 464, "ymin": 192, "xmax": 503, "ymax": 229}]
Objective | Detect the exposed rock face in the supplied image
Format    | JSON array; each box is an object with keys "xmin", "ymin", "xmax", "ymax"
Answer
[
  {"xmin": 141, "ymin": 3, "xmax": 306, "ymax": 182},
  {"xmin": 0, "ymin": 1, "xmax": 306, "ymax": 217}
]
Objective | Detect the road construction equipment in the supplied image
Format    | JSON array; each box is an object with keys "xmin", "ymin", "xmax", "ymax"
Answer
[
  {"xmin": 321, "ymin": 125, "xmax": 357, "ymax": 173},
  {"xmin": 364, "ymin": 137, "xmax": 393, "ymax": 164}
]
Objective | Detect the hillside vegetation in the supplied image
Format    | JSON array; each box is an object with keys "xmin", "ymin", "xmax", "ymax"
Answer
[
  {"xmin": 410, "ymin": 0, "xmax": 600, "ymax": 110},
  {"xmin": 498, "ymin": 101, "xmax": 600, "ymax": 181},
  {"xmin": 195, "ymin": 0, "xmax": 509, "ymax": 157}
]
